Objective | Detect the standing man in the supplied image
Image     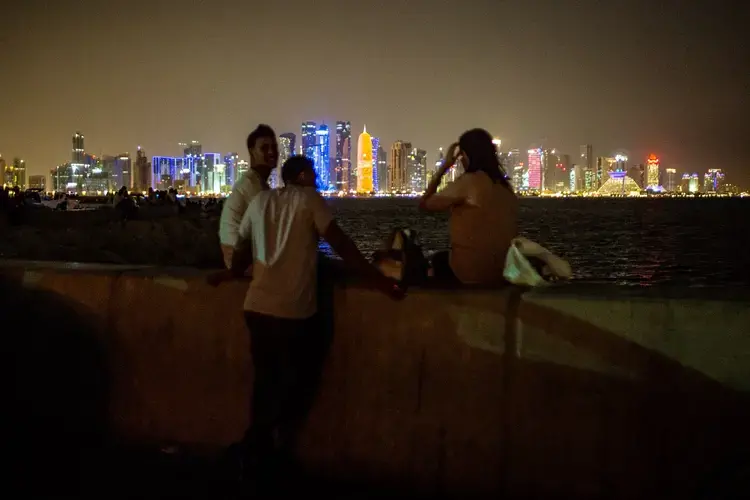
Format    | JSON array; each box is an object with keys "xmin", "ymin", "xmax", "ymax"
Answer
[
  {"xmin": 219, "ymin": 124, "xmax": 278, "ymax": 269},
  {"xmin": 216, "ymin": 156, "xmax": 403, "ymax": 480}
]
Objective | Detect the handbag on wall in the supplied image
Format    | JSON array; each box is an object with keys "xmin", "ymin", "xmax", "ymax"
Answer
[{"xmin": 371, "ymin": 228, "xmax": 429, "ymax": 287}]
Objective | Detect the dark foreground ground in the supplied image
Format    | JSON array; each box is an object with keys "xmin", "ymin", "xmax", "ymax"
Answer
[
  {"xmin": 8, "ymin": 444, "xmax": 447, "ymax": 499},
  {"xmin": 8, "ymin": 444, "xmax": 748, "ymax": 499}
]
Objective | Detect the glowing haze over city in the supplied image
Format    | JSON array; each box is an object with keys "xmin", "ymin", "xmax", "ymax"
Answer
[{"xmin": 1, "ymin": 0, "xmax": 747, "ymax": 193}]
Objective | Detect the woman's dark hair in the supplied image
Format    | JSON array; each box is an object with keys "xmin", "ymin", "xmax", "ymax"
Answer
[{"xmin": 458, "ymin": 128, "xmax": 513, "ymax": 191}]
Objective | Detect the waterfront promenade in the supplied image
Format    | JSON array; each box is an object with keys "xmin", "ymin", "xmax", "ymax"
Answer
[{"xmin": 2, "ymin": 260, "xmax": 749, "ymax": 498}]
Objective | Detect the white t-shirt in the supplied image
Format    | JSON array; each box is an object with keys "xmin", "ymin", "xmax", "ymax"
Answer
[
  {"xmin": 219, "ymin": 169, "xmax": 267, "ymax": 248},
  {"xmin": 236, "ymin": 185, "xmax": 334, "ymax": 319}
]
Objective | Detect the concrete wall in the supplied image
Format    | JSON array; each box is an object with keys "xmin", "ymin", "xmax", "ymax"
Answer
[{"xmin": 2, "ymin": 261, "xmax": 749, "ymax": 499}]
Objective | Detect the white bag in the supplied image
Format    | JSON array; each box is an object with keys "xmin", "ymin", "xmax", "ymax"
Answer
[{"xmin": 503, "ymin": 237, "xmax": 572, "ymax": 287}]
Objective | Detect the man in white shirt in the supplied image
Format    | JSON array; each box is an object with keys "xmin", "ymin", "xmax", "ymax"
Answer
[
  {"xmin": 218, "ymin": 124, "xmax": 278, "ymax": 269},
  {"xmin": 224, "ymin": 156, "xmax": 403, "ymax": 476}
]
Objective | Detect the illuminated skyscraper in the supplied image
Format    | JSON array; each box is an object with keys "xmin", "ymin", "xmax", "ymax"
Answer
[
  {"xmin": 504, "ymin": 149, "xmax": 522, "ymax": 190},
  {"xmin": 542, "ymin": 149, "xmax": 558, "ymax": 191},
  {"xmin": 570, "ymin": 164, "xmax": 584, "ymax": 192},
  {"xmin": 236, "ymin": 160, "xmax": 249, "ymax": 179},
  {"xmin": 595, "ymin": 157, "xmax": 607, "ymax": 188},
  {"xmin": 133, "ymin": 147, "xmax": 150, "ymax": 192},
  {"xmin": 703, "ymin": 169, "xmax": 725, "ymax": 193},
  {"xmin": 82, "ymin": 157, "xmax": 109, "ymax": 194},
  {"xmin": 275, "ymin": 137, "xmax": 293, "ymax": 188},
  {"xmin": 223, "ymin": 153, "xmax": 239, "ymax": 188},
  {"xmin": 111, "ymin": 154, "xmax": 131, "ymax": 190},
  {"xmin": 688, "ymin": 173, "xmax": 700, "ymax": 193},
  {"xmin": 201, "ymin": 153, "xmax": 223, "ymax": 193},
  {"xmin": 356, "ymin": 126, "xmax": 373, "ymax": 193},
  {"xmin": 70, "ymin": 132, "xmax": 87, "ymax": 189},
  {"xmin": 680, "ymin": 173, "xmax": 690, "ymax": 193},
  {"xmin": 371, "ymin": 137, "xmax": 380, "ymax": 193},
  {"xmin": 11, "ymin": 158, "xmax": 26, "ymax": 189},
  {"xmin": 646, "ymin": 154, "xmax": 661, "ymax": 190},
  {"xmin": 279, "ymin": 133, "xmax": 296, "ymax": 158},
  {"xmin": 555, "ymin": 153, "xmax": 571, "ymax": 192},
  {"xmin": 301, "ymin": 122, "xmax": 316, "ymax": 159},
  {"xmin": 181, "ymin": 141, "xmax": 203, "ymax": 188},
  {"xmin": 409, "ymin": 148, "xmax": 427, "ymax": 193},
  {"xmin": 314, "ymin": 125, "xmax": 330, "ymax": 191},
  {"xmin": 436, "ymin": 147, "xmax": 456, "ymax": 191},
  {"xmin": 72, "ymin": 132, "xmax": 85, "ymax": 165},
  {"xmin": 665, "ymin": 168, "xmax": 677, "ymax": 192},
  {"xmin": 376, "ymin": 143, "xmax": 387, "ymax": 193},
  {"xmin": 152, "ymin": 156, "xmax": 176, "ymax": 190},
  {"xmin": 580, "ymin": 144, "xmax": 593, "ymax": 184},
  {"xmin": 389, "ymin": 141, "xmax": 411, "ymax": 193},
  {"xmin": 527, "ymin": 148, "xmax": 542, "ymax": 191},
  {"xmin": 335, "ymin": 121, "xmax": 351, "ymax": 192}
]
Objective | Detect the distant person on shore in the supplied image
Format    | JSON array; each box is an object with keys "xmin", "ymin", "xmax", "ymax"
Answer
[
  {"xmin": 419, "ymin": 128, "xmax": 518, "ymax": 285},
  {"xmin": 209, "ymin": 156, "xmax": 403, "ymax": 479},
  {"xmin": 219, "ymin": 124, "xmax": 278, "ymax": 269},
  {"xmin": 114, "ymin": 186, "xmax": 137, "ymax": 220}
]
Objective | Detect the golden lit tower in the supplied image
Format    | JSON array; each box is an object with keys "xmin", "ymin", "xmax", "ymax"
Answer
[{"xmin": 357, "ymin": 125, "xmax": 373, "ymax": 193}]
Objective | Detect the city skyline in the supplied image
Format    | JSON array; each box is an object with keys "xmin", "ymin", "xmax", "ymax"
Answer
[
  {"xmin": 1, "ymin": 1, "xmax": 746, "ymax": 186},
  {"xmin": 3, "ymin": 125, "xmax": 740, "ymax": 196},
  {"xmin": 3, "ymin": 119, "xmax": 744, "ymax": 190}
]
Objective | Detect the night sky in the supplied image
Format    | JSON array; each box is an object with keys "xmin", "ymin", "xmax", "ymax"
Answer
[{"xmin": 2, "ymin": 0, "xmax": 748, "ymax": 186}]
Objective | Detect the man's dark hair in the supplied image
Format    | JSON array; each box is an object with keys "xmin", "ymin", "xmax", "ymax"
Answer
[
  {"xmin": 246, "ymin": 124, "xmax": 276, "ymax": 151},
  {"xmin": 282, "ymin": 156, "xmax": 314, "ymax": 185}
]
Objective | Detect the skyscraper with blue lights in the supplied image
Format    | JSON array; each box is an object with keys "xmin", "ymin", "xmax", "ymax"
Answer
[
  {"xmin": 223, "ymin": 153, "xmax": 239, "ymax": 187},
  {"xmin": 152, "ymin": 156, "xmax": 176, "ymax": 190},
  {"xmin": 371, "ymin": 137, "xmax": 380, "ymax": 193},
  {"xmin": 202, "ymin": 153, "xmax": 223, "ymax": 193},
  {"xmin": 314, "ymin": 125, "xmax": 330, "ymax": 191},
  {"xmin": 181, "ymin": 141, "xmax": 203, "ymax": 188},
  {"xmin": 301, "ymin": 122, "xmax": 316, "ymax": 159}
]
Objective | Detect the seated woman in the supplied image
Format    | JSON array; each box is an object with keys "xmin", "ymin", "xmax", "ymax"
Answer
[{"xmin": 419, "ymin": 128, "xmax": 518, "ymax": 285}]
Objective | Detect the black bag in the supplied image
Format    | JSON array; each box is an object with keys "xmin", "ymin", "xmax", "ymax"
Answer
[{"xmin": 371, "ymin": 228, "xmax": 429, "ymax": 287}]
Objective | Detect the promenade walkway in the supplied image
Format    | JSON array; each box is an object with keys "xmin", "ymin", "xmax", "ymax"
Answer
[{"xmin": 3, "ymin": 261, "xmax": 749, "ymax": 498}]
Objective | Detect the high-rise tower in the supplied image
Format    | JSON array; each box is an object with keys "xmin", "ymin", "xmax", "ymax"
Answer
[
  {"xmin": 371, "ymin": 137, "xmax": 380, "ymax": 193},
  {"xmin": 72, "ymin": 132, "xmax": 85, "ymax": 165},
  {"xmin": 275, "ymin": 137, "xmax": 293, "ymax": 188},
  {"xmin": 335, "ymin": 121, "xmax": 352, "ymax": 192},
  {"xmin": 389, "ymin": 141, "xmax": 411, "ymax": 193},
  {"xmin": 527, "ymin": 148, "xmax": 543, "ymax": 191},
  {"xmin": 376, "ymin": 143, "xmax": 387, "ymax": 194},
  {"xmin": 314, "ymin": 125, "xmax": 330, "ymax": 191},
  {"xmin": 356, "ymin": 126, "xmax": 373, "ymax": 194},
  {"xmin": 279, "ymin": 133, "xmax": 296, "ymax": 158},
  {"xmin": 409, "ymin": 148, "xmax": 427, "ymax": 193},
  {"xmin": 301, "ymin": 122, "xmax": 317, "ymax": 158},
  {"xmin": 646, "ymin": 154, "xmax": 661, "ymax": 190},
  {"xmin": 134, "ymin": 147, "xmax": 150, "ymax": 192}
]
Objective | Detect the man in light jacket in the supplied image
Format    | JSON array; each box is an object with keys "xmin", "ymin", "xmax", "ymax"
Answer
[{"xmin": 219, "ymin": 124, "xmax": 278, "ymax": 268}]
